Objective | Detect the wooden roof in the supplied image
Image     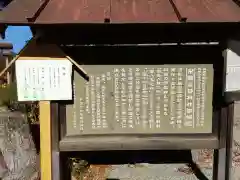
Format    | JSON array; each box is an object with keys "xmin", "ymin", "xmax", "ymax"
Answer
[
  {"xmin": 0, "ymin": 42, "xmax": 12, "ymax": 49},
  {"xmin": 0, "ymin": 0, "xmax": 240, "ymax": 24}
]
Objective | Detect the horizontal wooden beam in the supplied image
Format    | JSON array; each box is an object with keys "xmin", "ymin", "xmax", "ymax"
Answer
[
  {"xmin": 59, "ymin": 135, "xmax": 219, "ymax": 151},
  {"xmin": 36, "ymin": 23, "xmax": 240, "ymax": 45}
]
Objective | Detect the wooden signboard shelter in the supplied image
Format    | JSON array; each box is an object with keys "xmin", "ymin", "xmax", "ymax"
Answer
[{"xmin": 0, "ymin": 0, "xmax": 240, "ymax": 180}]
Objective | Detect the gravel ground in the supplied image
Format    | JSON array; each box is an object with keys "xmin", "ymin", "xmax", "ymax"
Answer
[
  {"xmin": 106, "ymin": 150, "xmax": 213, "ymax": 180},
  {"xmin": 107, "ymin": 163, "xmax": 212, "ymax": 180}
]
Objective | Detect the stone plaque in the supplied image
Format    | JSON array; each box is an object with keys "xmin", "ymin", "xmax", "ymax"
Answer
[{"xmin": 66, "ymin": 65, "xmax": 213, "ymax": 135}]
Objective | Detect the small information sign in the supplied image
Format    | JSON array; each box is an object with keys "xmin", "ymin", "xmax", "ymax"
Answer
[
  {"xmin": 226, "ymin": 47, "xmax": 240, "ymax": 92},
  {"xmin": 16, "ymin": 59, "xmax": 72, "ymax": 101}
]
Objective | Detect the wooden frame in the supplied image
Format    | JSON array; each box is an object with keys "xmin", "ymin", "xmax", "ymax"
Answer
[
  {"xmin": 57, "ymin": 44, "xmax": 225, "ymax": 152},
  {"xmin": 212, "ymin": 102, "xmax": 234, "ymax": 180}
]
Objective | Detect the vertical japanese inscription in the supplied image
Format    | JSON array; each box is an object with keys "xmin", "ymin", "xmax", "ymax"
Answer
[
  {"xmin": 176, "ymin": 68, "xmax": 184, "ymax": 128},
  {"xmin": 72, "ymin": 82, "xmax": 77, "ymax": 129},
  {"xmin": 170, "ymin": 68, "xmax": 177, "ymax": 128},
  {"xmin": 163, "ymin": 68, "xmax": 169, "ymax": 118},
  {"xmin": 149, "ymin": 68, "xmax": 155, "ymax": 129},
  {"xmin": 201, "ymin": 68, "xmax": 207, "ymax": 126},
  {"xmin": 155, "ymin": 68, "xmax": 162, "ymax": 128},
  {"xmin": 141, "ymin": 68, "xmax": 148, "ymax": 128},
  {"xmin": 135, "ymin": 68, "xmax": 141, "ymax": 125},
  {"xmin": 114, "ymin": 69, "xmax": 120, "ymax": 122},
  {"xmin": 185, "ymin": 68, "xmax": 194, "ymax": 127},
  {"xmin": 90, "ymin": 76, "xmax": 96, "ymax": 129},
  {"xmin": 120, "ymin": 68, "xmax": 127, "ymax": 128},
  {"xmin": 66, "ymin": 65, "xmax": 213, "ymax": 135},
  {"xmin": 96, "ymin": 76, "xmax": 101, "ymax": 128},
  {"xmin": 127, "ymin": 68, "xmax": 134, "ymax": 128},
  {"xmin": 101, "ymin": 74, "xmax": 107, "ymax": 128},
  {"xmin": 196, "ymin": 68, "xmax": 202, "ymax": 127}
]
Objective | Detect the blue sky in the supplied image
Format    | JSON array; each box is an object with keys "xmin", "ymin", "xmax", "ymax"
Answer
[{"xmin": 1, "ymin": 26, "xmax": 33, "ymax": 53}]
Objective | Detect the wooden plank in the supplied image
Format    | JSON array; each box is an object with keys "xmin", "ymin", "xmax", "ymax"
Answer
[
  {"xmin": 0, "ymin": 0, "xmax": 44, "ymax": 23},
  {"xmin": 59, "ymin": 135, "xmax": 219, "ymax": 151},
  {"xmin": 40, "ymin": 101, "xmax": 52, "ymax": 180},
  {"xmin": 51, "ymin": 103, "xmax": 60, "ymax": 180},
  {"xmin": 212, "ymin": 102, "xmax": 235, "ymax": 180},
  {"xmin": 110, "ymin": 0, "xmax": 178, "ymax": 23},
  {"xmin": 37, "ymin": 0, "xmax": 110, "ymax": 23},
  {"xmin": 212, "ymin": 105, "xmax": 230, "ymax": 180},
  {"xmin": 172, "ymin": 0, "xmax": 240, "ymax": 22}
]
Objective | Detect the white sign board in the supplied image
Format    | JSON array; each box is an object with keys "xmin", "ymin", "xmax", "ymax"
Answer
[
  {"xmin": 226, "ymin": 40, "xmax": 240, "ymax": 92},
  {"xmin": 15, "ymin": 60, "xmax": 72, "ymax": 101}
]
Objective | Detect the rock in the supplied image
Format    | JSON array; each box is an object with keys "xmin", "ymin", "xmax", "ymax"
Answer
[{"xmin": 0, "ymin": 110, "xmax": 39, "ymax": 180}]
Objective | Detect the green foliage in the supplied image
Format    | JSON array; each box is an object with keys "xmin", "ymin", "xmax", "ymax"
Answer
[
  {"xmin": 0, "ymin": 82, "xmax": 17, "ymax": 106},
  {"xmin": 70, "ymin": 158, "xmax": 90, "ymax": 180},
  {"xmin": 0, "ymin": 82, "xmax": 39, "ymax": 123}
]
